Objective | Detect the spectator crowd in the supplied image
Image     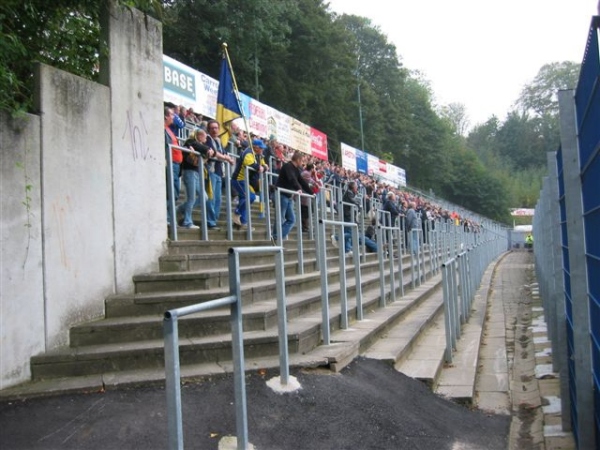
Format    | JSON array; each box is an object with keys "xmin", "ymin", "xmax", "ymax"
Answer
[{"xmin": 164, "ymin": 102, "xmax": 482, "ymax": 248}]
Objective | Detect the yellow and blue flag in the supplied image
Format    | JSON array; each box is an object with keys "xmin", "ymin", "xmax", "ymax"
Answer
[{"xmin": 216, "ymin": 55, "xmax": 242, "ymax": 147}]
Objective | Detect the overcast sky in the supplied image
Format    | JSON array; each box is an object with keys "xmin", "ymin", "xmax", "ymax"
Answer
[{"xmin": 326, "ymin": 0, "xmax": 596, "ymax": 128}]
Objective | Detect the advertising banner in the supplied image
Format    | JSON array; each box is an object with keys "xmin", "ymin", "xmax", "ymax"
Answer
[
  {"xmin": 341, "ymin": 143, "xmax": 357, "ymax": 172},
  {"xmin": 163, "ymin": 55, "xmax": 218, "ymax": 119},
  {"xmin": 356, "ymin": 149, "xmax": 368, "ymax": 174},
  {"xmin": 248, "ymin": 98, "xmax": 268, "ymax": 139},
  {"xmin": 367, "ymin": 154, "xmax": 379, "ymax": 177},
  {"xmin": 162, "ymin": 55, "xmax": 327, "ymax": 156},
  {"xmin": 310, "ymin": 128, "xmax": 328, "ymax": 160},
  {"xmin": 290, "ymin": 118, "xmax": 312, "ymax": 154},
  {"xmin": 398, "ymin": 168, "xmax": 407, "ymax": 186}
]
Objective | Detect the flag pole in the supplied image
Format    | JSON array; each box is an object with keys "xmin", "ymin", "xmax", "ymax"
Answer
[
  {"xmin": 221, "ymin": 43, "xmax": 265, "ymax": 217},
  {"xmin": 222, "ymin": 43, "xmax": 253, "ymax": 147}
]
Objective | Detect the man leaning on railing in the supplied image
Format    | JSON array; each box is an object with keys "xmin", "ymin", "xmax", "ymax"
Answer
[{"xmin": 273, "ymin": 150, "xmax": 313, "ymax": 241}]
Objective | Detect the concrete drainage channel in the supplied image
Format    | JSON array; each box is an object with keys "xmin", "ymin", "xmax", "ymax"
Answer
[{"xmin": 502, "ymin": 257, "xmax": 575, "ymax": 450}]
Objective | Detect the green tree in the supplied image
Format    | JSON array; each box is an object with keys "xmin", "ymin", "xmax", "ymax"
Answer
[
  {"xmin": 441, "ymin": 146, "xmax": 511, "ymax": 222},
  {"xmin": 517, "ymin": 61, "xmax": 580, "ymax": 117},
  {"xmin": 271, "ymin": 0, "xmax": 357, "ymax": 154},
  {"xmin": 399, "ymin": 76, "xmax": 450, "ymax": 193},
  {"xmin": 334, "ymin": 14, "xmax": 410, "ymax": 157},
  {"xmin": 466, "ymin": 116, "xmax": 502, "ymax": 168},
  {"xmin": 439, "ymin": 102, "xmax": 470, "ymax": 137},
  {"xmin": 0, "ymin": 0, "xmax": 161, "ymax": 114},
  {"xmin": 494, "ymin": 111, "xmax": 550, "ymax": 170},
  {"xmin": 162, "ymin": 0, "xmax": 297, "ymax": 98}
]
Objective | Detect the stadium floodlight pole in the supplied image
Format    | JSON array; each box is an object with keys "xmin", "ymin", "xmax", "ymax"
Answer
[{"xmin": 356, "ymin": 52, "xmax": 365, "ymax": 152}]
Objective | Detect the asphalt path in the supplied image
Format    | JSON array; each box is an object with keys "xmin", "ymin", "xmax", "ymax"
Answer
[{"xmin": 0, "ymin": 357, "xmax": 508, "ymax": 450}]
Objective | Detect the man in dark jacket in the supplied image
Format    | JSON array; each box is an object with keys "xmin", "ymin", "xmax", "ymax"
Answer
[
  {"xmin": 382, "ymin": 191, "xmax": 401, "ymax": 227},
  {"xmin": 273, "ymin": 150, "xmax": 312, "ymax": 240}
]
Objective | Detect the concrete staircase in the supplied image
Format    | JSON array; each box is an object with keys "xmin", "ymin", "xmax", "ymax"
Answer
[{"xmin": 0, "ymin": 200, "xmax": 493, "ymax": 404}]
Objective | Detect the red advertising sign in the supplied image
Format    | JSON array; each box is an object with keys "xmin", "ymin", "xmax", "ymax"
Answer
[{"xmin": 310, "ymin": 128, "xmax": 328, "ymax": 161}]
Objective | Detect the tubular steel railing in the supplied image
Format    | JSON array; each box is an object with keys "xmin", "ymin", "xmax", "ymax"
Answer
[
  {"xmin": 273, "ymin": 186, "xmax": 315, "ymax": 275},
  {"xmin": 163, "ymin": 246, "xmax": 287, "ymax": 450}
]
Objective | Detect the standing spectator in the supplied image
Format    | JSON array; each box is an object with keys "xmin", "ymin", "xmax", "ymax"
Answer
[
  {"xmin": 231, "ymin": 139, "xmax": 268, "ymax": 229},
  {"xmin": 382, "ymin": 191, "xmax": 401, "ymax": 227},
  {"xmin": 168, "ymin": 104, "xmax": 186, "ymax": 138},
  {"xmin": 273, "ymin": 151, "xmax": 312, "ymax": 240},
  {"xmin": 300, "ymin": 163, "xmax": 318, "ymax": 232},
  {"xmin": 405, "ymin": 202, "xmax": 419, "ymax": 255},
  {"xmin": 165, "ymin": 106, "xmax": 182, "ymax": 226},
  {"xmin": 206, "ymin": 120, "xmax": 235, "ymax": 226},
  {"xmin": 273, "ymin": 143, "xmax": 286, "ymax": 173},
  {"xmin": 333, "ymin": 181, "xmax": 377, "ymax": 254},
  {"xmin": 177, "ymin": 130, "xmax": 215, "ymax": 229},
  {"xmin": 186, "ymin": 107, "xmax": 201, "ymax": 125}
]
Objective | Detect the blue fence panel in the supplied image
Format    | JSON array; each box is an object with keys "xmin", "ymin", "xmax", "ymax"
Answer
[
  {"xmin": 557, "ymin": 144, "xmax": 580, "ymax": 443},
  {"xmin": 575, "ymin": 16, "xmax": 600, "ymax": 448}
]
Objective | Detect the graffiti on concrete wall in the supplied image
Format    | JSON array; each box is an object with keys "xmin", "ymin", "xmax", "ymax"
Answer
[{"xmin": 122, "ymin": 110, "xmax": 150, "ymax": 161}]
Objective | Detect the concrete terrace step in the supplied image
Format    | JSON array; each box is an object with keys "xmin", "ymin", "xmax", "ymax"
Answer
[
  {"xmin": 3, "ymin": 273, "xmax": 447, "ymax": 400},
  {"xmin": 105, "ymin": 249, "xmax": 427, "ymax": 319},
  {"xmin": 129, "ymin": 248, "xmax": 402, "ymax": 298},
  {"xmin": 33, "ymin": 262, "xmax": 438, "ymax": 381},
  {"xmin": 394, "ymin": 253, "xmax": 500, "ymax": 404},
  {"xmin": 394, "ymin": 312, "xmax": 447, "ymax": 388},
  {"xmin": 106, "ymin": 247, "xmax": 433, "ymax": 324},
  {"xmin": 160, "ymin": 240, "xmax": 319, "ymax": 272},
  {"xmin": 361, "ymin": 289, "xmax": 444, "ymax": 365},
  {"xmin": 31, "ymin": 321, "xmax": 323, "ymax": 380},
  {"xmin": 0, "ymin": 350, "xmax": 347, "ymax": 402}
]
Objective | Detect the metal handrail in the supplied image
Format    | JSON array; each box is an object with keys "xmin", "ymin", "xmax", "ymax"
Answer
[
  {"xmin": 273, "ymin": 186, "xmax": 315, "ymax": 275},
  {"xmin": 318, "ymin": 218, "xmax": 363, "ymax": 343},
  {"xmin": 163, "ymin": 245, "xmax": 288, "ymax": 450}
]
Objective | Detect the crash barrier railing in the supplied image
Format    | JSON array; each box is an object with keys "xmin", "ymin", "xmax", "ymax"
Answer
[
  {"xmin": 318, "ymin": 185, "xmax": 335, "ymax": 222},
  {"xmin": 440, "ymin": 227, "xmax": 506, "ymax": 363},
  {"xmin": 273, "ymin": 187, "xmax": 316, "ymax": 275},
  {"xmin": 163, "ymin": 246, "xmax": 288, "ymax": 450},
  {"xmin": 240, "ymin": 165, "xmax": 261, "ymax": 241},
  {"xmin": 376, "ymin": 210, "xmax": 404, "ymax": 304},
  {"xmin": 341, "ymin": 198, "xmax": 367, "ymax": 261},
  {"xmin": 427, "ymin": 219, "xmax": 440, "ymax": 276},
  {"xmin": 409, "ymin": 228, "xmax": 425, "ymax": 288},
  {"xmin": 317, "ymin": 218, "xmax": 363, "ymax": 344},
  {"xmin": 441, "ymin": 256, "xmax": 460, "ymax": 362},
  {"xmin": 261, "ymin": 171, "xmax": 277, "ymax": 240}
]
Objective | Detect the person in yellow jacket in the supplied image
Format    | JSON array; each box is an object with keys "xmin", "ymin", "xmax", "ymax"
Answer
[
  {"xmin": 231, "ymin": 139, "xmax": 267, "ymax": 229},
  {"xmin": 525, "ymin": 234, "xmax": 533, "ymax": 249}
]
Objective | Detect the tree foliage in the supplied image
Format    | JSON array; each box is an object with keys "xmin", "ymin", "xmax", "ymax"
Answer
[
  {"xmin": 0, "ymin": 0, "xmax": 161, "ymax": 113},
  {"xmin": 439, "ymin": 102, "xmax": 470, "ymax": 137},
  {"xmin": 517, "ymin": 61, "xmax": 580, "ymax": 117}
]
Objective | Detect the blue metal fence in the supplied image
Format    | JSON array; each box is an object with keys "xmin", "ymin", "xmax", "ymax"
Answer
[
  {"xmin": 575, "ymin": 16, "xmax": 600, "ymax": 448},
  {"xmin": 534, "ymin": 15, "xmax": 600, "ymax": 449}
]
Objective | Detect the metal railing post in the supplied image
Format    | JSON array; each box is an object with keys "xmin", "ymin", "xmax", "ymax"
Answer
[
  {"xmin": 228, "ymin": 250, "xmax": 249, "ymax": 450},
  {"xmin": 318, "ymin": 219, "xmax": 331, "ymax": 345},
  {"xmin": 166, "ymin": 144, "xmax": 177, "ymax": 241}
]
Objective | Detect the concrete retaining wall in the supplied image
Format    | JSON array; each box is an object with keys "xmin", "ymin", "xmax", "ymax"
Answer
[
  {"xmin": 0, "ymin": 3, "xmax": 165, "ymax": 389},
  {"xmin": 0, "ymin": 112, "xmax": 44, "ymax": 387}
]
